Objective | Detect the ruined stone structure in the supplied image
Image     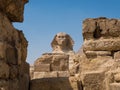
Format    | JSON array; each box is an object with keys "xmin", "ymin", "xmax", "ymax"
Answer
[
  {"xmin": 3, "ymin": 1, "xmax": 120, "ymax": 89},
  {"xmin": 30, "ymin": 32, "xmax": 81, "ymax": 90},
  {"xmin": 30, "ymin": 18, "xmax": 120, "ymax": 90},
  {"xmin": 79, "ymin": 17, "xmax": 120, "ymax": 90},
  {"xmin": 0, "ymin": 0, "xmax": 29, "ymax": 90}
]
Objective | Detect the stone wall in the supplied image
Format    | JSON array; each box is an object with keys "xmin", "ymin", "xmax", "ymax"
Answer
[
  {"xmin": 79, "ymin": 17, "xmax": 120, "ymax": 90},
  {"xmin": 0, "ymin": 0, "xmax": 29, "ymax": 90}
]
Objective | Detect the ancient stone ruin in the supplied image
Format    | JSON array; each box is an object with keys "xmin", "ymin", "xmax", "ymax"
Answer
[
  {"xmin": 1, "ymin": 0, "xmax": 120, "ymax": 90},
  {"xmin": 30, "ymin": 18, "xmax": 120, "ymax": 90},
  {"xmin": 0, "ymin": 0, "xmax": 29, "ymax": 90},
  {"xmin": 30, "ymin": 32, "xmax": 81, "ymax": 90}
]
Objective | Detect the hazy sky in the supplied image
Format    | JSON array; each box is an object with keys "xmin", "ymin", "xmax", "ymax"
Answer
[{"xmin": 14, "ymin": 0, "xmax": 120, "ymax": 64}]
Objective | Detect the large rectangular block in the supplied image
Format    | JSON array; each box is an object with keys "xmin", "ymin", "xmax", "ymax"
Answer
[
  {"xmin": 33, "ymin": 71, "xmax": 58, "ymax": 79},
  {"xmin": 82, "ymin": 71, "xmax": 105, "ymax": 90},
  {"xmin": 30, "ymin": 77, "xmax": 82, "ymax": 90},
  {"xmin": 58, "ymin": 71, "xmax": 70, "ymax": 77},
  {"xmin": 83, "ymin": 39, "xmax": 120, "ymax": 51},
  {"xmin": 34, "ymin": 64, "xmax": 50, "ymax": 72},
  {"xmin": 51, "ymin": 55, "xmax": 69, "ymax": 71},
  {"xmin": 110, "ymin": 83, "xmax": 120, "ymax": 90}
]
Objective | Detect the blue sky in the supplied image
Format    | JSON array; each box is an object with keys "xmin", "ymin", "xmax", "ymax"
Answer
[{"xmin": 14, "ymin": 0, "xmax": 120, "ymax": 64}]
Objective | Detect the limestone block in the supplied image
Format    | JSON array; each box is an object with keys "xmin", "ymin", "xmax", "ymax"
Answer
[
  {"xmin": 51, "ymin": 55, "xmax": 69, "ymax": 71},
  {"xmin": 0, "ymin": 42, "xmax": 6, "ymax": 60},
  {"xmin": 114, "ymin": 51, "xmax": 120, "ymax": 59},
  {"xmin": 30, "ymin": 77, "xmax": 77, "ymax": 90},
  {"xmin": 34, "ymin": 64, "xmax": 50, "ymax": 72},
  {"xmin": 0, "ymin": 61, "xmax": 9, "ymax": 79},
  {"xmin": 85, "ymin": 51, "xmax": 112, "ymax": 58},
  {"xmin": 83, "ymin": 18, "xmax": 120, "ymax": 40},
  {"xmin": 110, "ymin": 83, "xmax": 120, "ymax": 90},
  {"xmin": 9, "ymin": 65, "xmax": 18, "ymax": 79},
  {"xmin": 58, "ymin": 71, "xmax": 70, "ymax": 77},
  {"xmin": 82, "ymin": 71, "xmax": 105, "ymax": 90},
  {"xmin": 33, "ymin": 72, "xmax": 45, "ymax": 79},
  {"xmin": 83, "ymin": 39, "xmax": 120, "ymax": 51},
  {"xmin": 6, "ymin": 45, "xmax": 17, "ymax": 65},
  {"xmin": 33, "ymin": 71, "xmax": 58, "ymax": 79}
]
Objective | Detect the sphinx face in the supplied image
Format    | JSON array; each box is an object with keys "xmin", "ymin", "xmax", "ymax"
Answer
[{"xmin": 56, "ymin": 33, "xmax": 67, "ymax": 46}]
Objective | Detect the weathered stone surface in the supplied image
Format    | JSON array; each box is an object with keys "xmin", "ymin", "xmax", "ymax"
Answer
[
  {"xmin": 0, "ymin": 61, "xmax": 9, "ymax": 79},
  {"xmin": 83, "ymin": 18, "xmax": 120, "ymax": 40},
  {"xmin": 0, "ymin": 80, "xmax": 9, "ymax": 90},
  {"xmin": 58, "ymin": 71, "xmax": 70, "ymax": 77},
  {"xmin": 110, "ymin": 83, "xmax": 120, "ymax": 90},
  {"xmin": 114, "ymin": 51, "xmax": 120, "ymax": 59},
  {"xmin": 83, "ymin": 39, "xmax": 120, "ymax": 51},
  {"xmin": 30, "ymin": 77, "xmax": 82, "ymax": 90},
  {"xmin": 33, "ymin": 72, "xmax": 58, "ymax": 79},
  {"xmin": 81, "ymin": 71, "xmax": 105, "ymax": 90},
  {"xmin": 0, "ymin": 42, "xmax": 6, "ymax": 60},
  {"xmin": 19, "ymin": 74, "xmax": 29, "ymax": 90},
  {"xmin": 0, "ymin": 0, "xmax": 29, "ymax": 90},
  {"xmin": 34, "ymin": 53, "xmax": 69, "ymax": 72},
  {"xmin": 6, "ymin": 45, "xmax": 18, "ymax": 65},
  {"xmin": 85, "ymin": 51, "xmax": 112, "ymax": 58},
  {"xmin": 51, "ymin": 54, "xmax": 69, "ymax": 71},
  {"xmin": 0, "ymin": 0, "xmax": 28, "ymax": 22},
  {"xmin": 34, "ymin": 64, "xmax": 50, "ymax": 72},
  {"xmin": 114, "ymin": 73, "xmax": 120, "ymax": 82},
  {"xmin": 9, "ymin": 65, "xmax": 18, "ymax": 79}
]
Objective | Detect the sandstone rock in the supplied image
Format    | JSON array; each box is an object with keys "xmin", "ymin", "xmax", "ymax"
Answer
[
  {"xmin": 110, "ymin": 83, "xmax": 120, "ymax": 90},
  {"xmin": 58, "ymin": 71, "xmax": 70, "ymax": 77},
  {"xmin": 83, "ymin": 39, "xmax": 120, "ymax": 51},
  {"xmin": 114, "ymin": 51, "xmax": 120, "ymax": 59},
  {"xmin": 33, "ymin": 71, "xmax": 58, "ymax": 79},
  {"xmin": 0, "ymin": 61, "xmax": 9, "ymax": 79}
]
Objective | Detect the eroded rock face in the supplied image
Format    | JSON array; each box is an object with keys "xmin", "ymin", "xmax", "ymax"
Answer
[
  {"xmin": 0, "ymin": 0, "xmax": 28, "ymax": 22},
  {"xmin": 83, "ymin": 18, "xmax": 120, "ymax": 58},
  {"xmin": 79, "ymin": 17, "xmax": 120, "ymax": 90},
  {"xmin": 0, "ymin": 0, "xmax": 29, "ymax": 90}
]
